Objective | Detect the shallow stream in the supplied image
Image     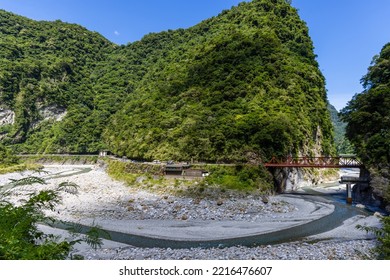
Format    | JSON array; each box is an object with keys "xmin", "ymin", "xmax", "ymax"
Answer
[{"xmin": 47, "ymin": 166, "xmax": 373, "ymax": 249}]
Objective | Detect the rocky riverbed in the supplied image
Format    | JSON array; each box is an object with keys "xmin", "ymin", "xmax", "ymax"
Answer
[
  {"xmin": 78, "ymin": 240, "xmax": 377, "ymax": 260},
  {"xmin": 0, "ymin": 164, "xmax": 382, "ymax": 260}
]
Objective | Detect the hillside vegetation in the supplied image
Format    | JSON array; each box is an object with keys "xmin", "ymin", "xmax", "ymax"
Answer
[
  {"xmin": 341, "ymin": 42, "xmax": 390, "ymax": 207},
  {"xmin": 0, "ymin": 10, "xmax": 120, "ymax": 153},
  {"xmin": 328, "ymin": 104, "xmax": 354, "ymax": 155},
  {"xmin": 341, "ymin": 43, "xmax": 390, "ymax": 167},
  {"xmin": 103, "ymin": 0, "xmax": 334, "ymax": 162},
  {"xmin": 0, "ymin": 0, "xmax": 335, "ymax": 163},
  {"xmin": 341, "ymin": 42, "xmax": 390, "ymax": 258}
]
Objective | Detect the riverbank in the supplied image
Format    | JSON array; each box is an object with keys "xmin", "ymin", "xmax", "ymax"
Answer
[{"xmin": 0, "ymin": 164, "xmax": 382, "ymax": 260}]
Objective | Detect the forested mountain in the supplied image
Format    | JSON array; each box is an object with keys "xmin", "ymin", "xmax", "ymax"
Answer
[
  {"xmin": 328, "ymin": 104, "xmax": 354, "ymax": 155},
  {"xmin": 0, "ymin": 0, "xmax": 335, "ymax": 162},
  {"xmin": 103, "ymin": 0, "xmax": 335, "ymax": 162},
  {"xmin": 340, "ymin": 42, "xmax": 390, "ymax": 206},
  {"xmin": 340, "ymin": 43, "xmax": 390, "ymax": 166},
  {"xmin": 0, "ymin": 9, "xmax": 117, "ymax": 152}
]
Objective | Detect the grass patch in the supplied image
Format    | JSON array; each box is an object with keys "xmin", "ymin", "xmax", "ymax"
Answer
[
  {"xmin": 203, "ymin": 164, "xmax": 273, "ymax": 193},
  {"xmin": 106, "ymin": 160, "xmax": 139, "ymax": 185},
  {"xmin": 17, "ymin": 155, "xmax": 99, "ymax": 165},
  {"xmin": 105, "ymin": 160, "xmax": 274, "ymax": 197},
  {"xmin": 0, "ymin": 163, "xmax": 43, "ymax": 175}
]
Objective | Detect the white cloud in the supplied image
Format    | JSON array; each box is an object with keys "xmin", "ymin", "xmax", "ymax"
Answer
[{"xmin": 114, "ymin": 31, "xmax": 120, "ymax": 36}]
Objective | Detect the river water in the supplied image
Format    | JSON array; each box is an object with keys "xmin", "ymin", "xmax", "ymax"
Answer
[{"xmin": 47, "ymin": 167, "xmax": 376, "ymax": 249}]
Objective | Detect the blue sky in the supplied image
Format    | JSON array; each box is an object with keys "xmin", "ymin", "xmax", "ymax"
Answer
[{"xmin": 1, "ymin": 0, "xmax": 390, "ymax": 111}]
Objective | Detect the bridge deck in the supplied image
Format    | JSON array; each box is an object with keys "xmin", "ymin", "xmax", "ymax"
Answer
[{"xmin": 340, "ymin": 176, "xmax": 369, "ymax": 183}]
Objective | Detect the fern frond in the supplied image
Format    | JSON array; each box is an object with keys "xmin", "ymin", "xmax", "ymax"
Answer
[
  {"xmin": 56, "ymin": 181, "xmax": 79, "ymax": 195},
  {"xmin": 34, "ymin": 167, "xmax": 50, "ymax": 175},
  {"xmin": 9, "ymin": 176, "xmax": 47, "ymax": 186},
  {"xmin": 83, "ymin": 226, "xmax": 110, "ymax": 250},
  {"xmin": 356, "ymin": 224, "xmax": 384, "ymax": 237}
]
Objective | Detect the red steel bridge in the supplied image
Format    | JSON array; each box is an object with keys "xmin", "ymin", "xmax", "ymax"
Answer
[{"xmin": 264, "ymin": 156, "xmax": 363, "ymax": 168}]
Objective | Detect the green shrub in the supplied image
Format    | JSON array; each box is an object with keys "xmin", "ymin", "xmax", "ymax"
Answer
[
  {"xmin": 0, "ymin": 144, "xmax": 19, "ymax": 166},
  {"xmin": 0, "ymin": 176, "xmax": 103, "ymax": 260},
  {"xmin": 205, "ymin": 164, "xmax": 273, "ymax": 193},
  {"xmin": 357, "ymin": 216, "xmax": 390, "ymax": 260},
  {"xmin": 106, "ymin": 160, "xmax": 139, "ymax": 185}
]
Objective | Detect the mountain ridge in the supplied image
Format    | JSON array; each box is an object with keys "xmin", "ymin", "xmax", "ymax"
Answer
[{"xmin": 0, "ymin": 0, "xmax": 335, "ymax": 162}]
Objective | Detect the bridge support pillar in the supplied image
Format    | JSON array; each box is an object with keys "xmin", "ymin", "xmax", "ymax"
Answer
[{"xmin": 346, "ymin": 183, "xmax": 352, "ymax": 204}]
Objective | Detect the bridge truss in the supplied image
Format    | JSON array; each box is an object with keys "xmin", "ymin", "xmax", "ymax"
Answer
[{"xmin": 264, "ymin": 156, "xmax": 363, "ymax": 168}]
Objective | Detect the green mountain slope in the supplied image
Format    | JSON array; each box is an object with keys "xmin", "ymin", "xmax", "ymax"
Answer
[
  {"xmin": 340, "ymin": 42, "xmax": 390, "ymax": 210},
  {"xmin": 103, "ymin": 0, "xmax": 334, "ymax": 162},
  {"xmin": 328, "ymin": 104, "xmax": 354, "ymax": 155},
  {"xmin": 0, "ymin": 9, "xmax": 116, "ymax": 152},
  {"xmin": 341, "ymin": 42, "xmax": 390, "ymax": 166},
  {"xmin": 0, "ymin": 0, "xmax": 335, "ymax": 162}
]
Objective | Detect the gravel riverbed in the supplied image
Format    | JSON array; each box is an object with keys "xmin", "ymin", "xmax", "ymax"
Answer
[
  {"xmin": 79, "ymin": 240, "xmax": 377, "ymax": 260},
  {"xmin": 1, "ymin": 164, "xmax": 381, "ymax": 260}
]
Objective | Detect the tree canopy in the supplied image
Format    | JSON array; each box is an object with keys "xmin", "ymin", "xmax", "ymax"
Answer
[
  {"xmin": 103, "ymin": 0, "xmax": 334, "ymax": 162},
  {"xmin": 0, "ymin": 0, "xmax": 335, "ymax": 163},
  {"xmin": 328, "ymin": 104, "xmax": 354, "ymax": 155},
  {"xmin": 340, "ymin": 43, "xmax": 390, "ymax": 166}
]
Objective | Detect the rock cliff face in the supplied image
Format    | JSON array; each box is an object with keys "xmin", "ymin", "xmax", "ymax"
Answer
[
  {"xmin": 0, "ymin": 106, "xmax": 66, "ymax": 131},
  {"xmin": 0, "ymin": 108, "xmax": 15, "ymax": 126},
  {"xmin": 39, "ymin": 105, "xmax": 67, "ymax": 122},
  {"xmin": 30, "ymin": 105, "xmax": 67, "ymax": 129},
  {"xmin": 353, "ymin": 182, "xmax": 381, "ymax": 208},
  {"xmin": 271, "ymin": 123, "xmax": 338, "ymax": 192},
  {"xmin": 273, "ymin": 167, "xmax": 305, "ymax": 192},
  {"xmin": 357, "ymin": 168, "xmax": 390, "ymax": 212},
  {"xmin": 272, "ymin": 167, "xmax": 336, "ymax": 192}
]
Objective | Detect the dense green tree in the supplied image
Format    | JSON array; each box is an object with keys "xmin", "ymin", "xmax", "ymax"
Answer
[
  {"xmin": 0, "ymin": 9, "xmax": 116, "ymax": 153},
  {"xmin": 104, "ymin": 0, "xmax": 335, "ymax": 162},
  {"xmin": 0, "ymin": 0, "xmax": 335, "ymax": 163},
  {"xmin": 328, "ymin": 104, "xmax": 354, "ymax": 155},
  {"xmin": 340, "ymin": 42, "xmax": 390, "ymax": 215},
  {"xmin": 340, "ymin": 43, "xmax": 390, "ymax": 165},
  {"xmin": 0, "ymin": 177, "xmax": 102, "ymax": 259},
  {"xmin": 0, "ymin": 143, "xmax": 18, "ymax": 166}
]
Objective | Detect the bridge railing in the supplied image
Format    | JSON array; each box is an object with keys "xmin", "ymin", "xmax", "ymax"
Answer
[{"xmin": 264, "ymin": 156, "xmax": 363, "ymax": 168}]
